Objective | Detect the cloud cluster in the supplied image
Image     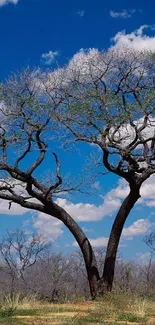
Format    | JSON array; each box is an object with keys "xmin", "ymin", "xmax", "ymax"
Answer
[
  {"xmin": 122, "ymin": 219, "xmax": 153, "ymax": 239},
  {"xmin": 109, "ymin": 174, "xmax": 155, "ymax": 207},
  {"xmin": 110, "ymin": 9, "xmax": 136, "ymax": 19},
  {"xmin": 55, "ymin": 196, "xmax": 121, "ymax": 222},
  {"xmin": 0, "ymin": 171, "xmax": 155, "ymax": 243},
  {"xmin": 39, "ymin": 25, "xmax": 155, "ymax": 95},
  {"xmin": 33, "ymin": 212, "xmax": 64, "ymax": 241},
  {"xmin": 112, "ymin": 25, "xmax": 155, "ymax": 51},
  {"xmin": 0, "ymin": 0, "xmax": 18, "ymax": 6},
  {"xmin": 107, "ymin": 116, "xmax": 155, "ymax": 152},
  {"xmin": 0, "ymin": 200, "xmax": 27, "ymax": 215},
  {"xmin": 1, "ymin": 174, "xmax": 154, "ymax": 242},
  {"xmin": 72, "ymin": 218, "xmax": 153, "ymax": 247},
  {"xmin": 31, "ymin": 174, "xmax": 155, "ymax": 243}
]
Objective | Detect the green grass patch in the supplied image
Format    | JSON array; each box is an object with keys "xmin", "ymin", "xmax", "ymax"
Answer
[
  {"xmin": 14, "ymin": 306, "xmax": 83, "ymax": 316},
  {"xmin": 116, "ymin": 312, "xmax": 147, "ymax": 323},
  {"xmin": 0, "ymin": 317, "xmax": 25, "ymax": 324}
]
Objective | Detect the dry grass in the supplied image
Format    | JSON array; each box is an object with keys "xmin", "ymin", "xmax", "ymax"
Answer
[{"xmin": 0, "ymin": 292, "xmax": 154, "ymax": 325}]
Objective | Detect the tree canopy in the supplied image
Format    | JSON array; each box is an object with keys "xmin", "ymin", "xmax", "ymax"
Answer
[{"xmin": 0, "ymin": 47, "xmax": 155, "ymax": 297}]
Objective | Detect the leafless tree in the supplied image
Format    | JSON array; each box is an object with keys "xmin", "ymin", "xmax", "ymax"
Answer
[{"xmin": 0, "ymin": 229, "xmax": 48, "ymax": 298}]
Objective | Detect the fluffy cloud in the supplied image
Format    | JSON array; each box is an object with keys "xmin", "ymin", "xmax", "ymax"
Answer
[
  {"xmin": 72, "ymin": 236, "xmax": 108, "ymax": 248},
  {"xmin": 0, "ymin": 180, "xmax": 37, "ymax": 215},
  {"xmin": 107, "ymin": 174, "xmax": 155, "ymax": 208},
  {"xmin": 122, "ymin": 219, "xmax": 153, "ymax": 239},
  {"xmin": 33, "ymin": 192, "xmax": 120, "ymax": 243},
  {"xmin": 33, "ymin": 212, "xmax": 64, "ymax": 241},
  {"xmin": 41, "ymin": 50, "xmax": 59, "ymax": 66},
  {"xmin": 55, "ymin": 196, "xmax": 121, "ymax": 222},
  {"xmin": 67, "ymin": 48, "xmax": 102, "ymax": 82},
  {"xmin": 0, "ymin": 172, "xmax": 154, "ymax": 222},
  {"xmin": 0, "ymin": 199, "xmax": 28, "ymax": 215},
  {"xmin": 72, "ymin": 218, "xmax": 153, "ymax": 248},
  {"xmin": 0, "ymin": 0, "xmax": 18, "ymax": 6},
  {"xmin": 112, "ymin": 25, "xmax": 155, "ymax": 51},
  {"xmin": 141, "ymin": 176, "xmax": 155, "ymax": 201},
  {"xmin": 107, "ymin": 117, "xmax": 155, "ymax": 151},
  {"xmin": 110, "ymin": 9, "xmax": 136, "ymax": 19},
  {"xmin": 38, "ymin": 27, "xmax": 155, "ymax": 95}
]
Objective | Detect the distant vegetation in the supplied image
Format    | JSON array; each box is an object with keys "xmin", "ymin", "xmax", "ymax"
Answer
[{"xmin": 0, "ymin": 229, "xmax": 154, "ymax": 302}]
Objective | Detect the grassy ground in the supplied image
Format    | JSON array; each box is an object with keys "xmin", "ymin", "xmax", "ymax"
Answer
[{"xmin": 0, "ymin": 292, "xmax": 154, "ymax": 325}]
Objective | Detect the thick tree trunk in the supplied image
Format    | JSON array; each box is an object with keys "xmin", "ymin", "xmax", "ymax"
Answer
[
  {"xmin": 44, "ymin": 201, "xmax": 100, "ymax": 299},
  {"xmin": 100, "ymin": 186, "xmax": 141, "ymax": 294}
]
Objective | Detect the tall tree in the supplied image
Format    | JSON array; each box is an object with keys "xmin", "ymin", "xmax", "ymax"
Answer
[
  {"xmin": 0, "ymin": 48, "xmax": 155, "ymax": 297},
  {"xmin": 50, "ymin": 48, "xmax": 155, "ymax": 292}
]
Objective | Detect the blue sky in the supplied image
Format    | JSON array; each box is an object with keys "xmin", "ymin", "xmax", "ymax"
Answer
[{"xmin": 0, "ymin": 0, "xmax": 155, "ymax": 262}]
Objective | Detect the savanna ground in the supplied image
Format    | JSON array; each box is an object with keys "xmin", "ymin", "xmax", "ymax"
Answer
[{"xmin": 0, "ymin": 292, "xmax": 155, "ymax": 325}]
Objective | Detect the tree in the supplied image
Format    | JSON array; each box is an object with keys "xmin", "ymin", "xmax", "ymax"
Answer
[
  {"xmin": 0, "ymin": 229, "xmax": 48, "ymax": 298},
  {"xmin": 0, "ymin": 72, "xmax": 100, "ymax": 299},
  {"xmin": 50, "ymin": 47, "xmax": 155, "ymax": 292},
  {"xmin": 0, "ymin": 47, "xmax": 155, "ymax": 298}
]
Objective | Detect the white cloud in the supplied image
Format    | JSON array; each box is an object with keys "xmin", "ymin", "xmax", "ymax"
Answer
[
  {"xmin": 122, "ymin": 219, "xmax": 153, "ymax": 239},
  {"xmin": 73, "ymin": 236, "xmax": 108, "ymax": 248},
  {"xmin": 106, "ymin": 174, "xmax": 155, "ymax": 208},
  {"xmin": 112, "ymin": 25, "xmax": 155, "ymax": 51},
  {"xmin": 72, "ymin": 218, "xmax": 153, "ymax": 248},
  {"xmin": 89, "ymin": 237, "xmax": 108, "ymax": 247},
  {"xmin": 107, "ymin": 116, "xmax": 155, "ymax": 152},
  {"xmin": 77, "ymin": 9, "xmax": 85, "ymax": 17},
  {"xmin": 0, "ymin": 199, "xmax": 28, "ymax": 215},
  {"xmin": 33, "ymin": 212, "xmax": 64, "ymax": 241},
  {"xmin": 0, "ymin": 180, "xmax": 38, "ymax": 215},
  {"xmin": 55, "ymin": 196, "xmax": 121, "ymax": 222},
  {"xmin": 67, "ymin": 48, "xmax": 104, "ymax": 83},
  {"xmin": 41, "ymin": 50, "xmax": 59, "ymax": 66},
  {"xmin": 141, "ymin": 175, "xmax": 155, "ymax": 201},
  {"xmin": 110, "ymin": 9, "xmax": 136, "ymax": 19},
  {"xmin": 109, "ymin": 179, "xmax": 129, "ymax": 199},
  {"xmin": 37, "ymin": 25, "xmax": 155, "ymax": 99},
  {"xmin": 0, "ymin": 0, "xmax": 18, "ymax": 6}
]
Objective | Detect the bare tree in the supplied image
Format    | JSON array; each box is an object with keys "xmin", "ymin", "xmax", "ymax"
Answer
[{"xmin": 0, "ymin": 229, "xmax": 48, "ymax": 298}]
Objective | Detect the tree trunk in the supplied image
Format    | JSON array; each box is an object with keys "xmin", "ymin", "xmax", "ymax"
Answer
[
  {"xmin": 100, "ymin": 186, "xmax": 141, "ymax": 294},
  {"xmin": 44, "ymin": 201, "xmax": 100, "ymax": 299}
]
